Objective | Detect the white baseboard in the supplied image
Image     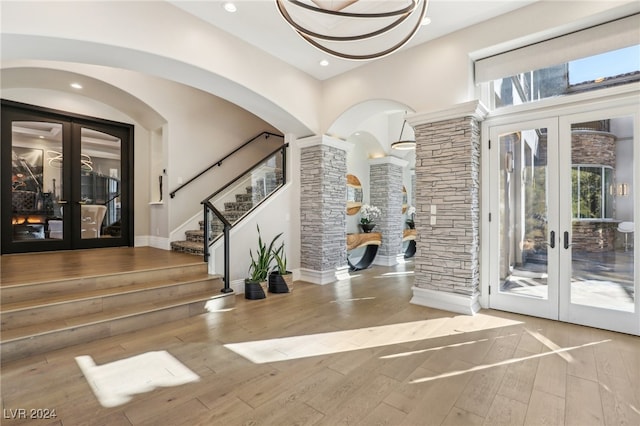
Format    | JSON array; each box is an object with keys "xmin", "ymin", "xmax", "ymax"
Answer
[
  {"xmin": 134, "ymin": 235, "xmax": 170, "ymax": 250},
  {"xmin": 134, "ymin": 236, "xmax": 149, "ymax": 247},
  {"xmin": 410, "ymin": 286, "xmax": 481, "ymax": 315},
  {"xmin": 231, "ymin": 278, "xmax": 245, "ymax": 294},
  {"xmin": 373, "ymin": 254, "xmax": 400, "ymax": 267},
  {"xmin": 298, "ymin": 266, "xmax": 350, "ymax": 285}
]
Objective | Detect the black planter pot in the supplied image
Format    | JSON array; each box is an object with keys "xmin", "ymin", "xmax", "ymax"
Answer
[
  {"xmin": 268, "ymin": 272, "xmax": 291, "ymax": 293},
  {"xmin": 360, "ymin": 223, "xmax": 376, "ymax": 233},
  {"xmin": 245, "ymin": 279, "xmax": 266, "ymax": 299}
]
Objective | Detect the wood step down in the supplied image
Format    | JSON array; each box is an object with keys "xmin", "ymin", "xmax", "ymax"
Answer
[{"xmin": 0, "ymin": 263, "xmax": 234, "ymax": 363}]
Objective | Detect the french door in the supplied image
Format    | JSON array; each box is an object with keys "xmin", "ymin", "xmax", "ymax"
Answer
[
  {"xmin": 489, "ymin": 104, "xmax": 639, "ymax": 335},
  {"xmin": 1, "ymin": 101, "xmax": 133, "ymax": 254}
]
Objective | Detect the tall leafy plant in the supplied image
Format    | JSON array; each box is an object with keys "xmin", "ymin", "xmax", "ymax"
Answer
[
  {"xmin": 272, "ymin": 242, "xmax": 288, "ymax": 275},
  {"xmin": 248, "ymin": 224, "xmax": 282, "ymax": 282}
]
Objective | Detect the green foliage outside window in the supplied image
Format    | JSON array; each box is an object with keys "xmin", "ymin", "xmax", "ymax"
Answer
[{"xmin": 572, "ymin": 166, "xmax": 613, "ymax": 219}]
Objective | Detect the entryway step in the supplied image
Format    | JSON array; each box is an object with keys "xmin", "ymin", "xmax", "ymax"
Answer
[
  {"xmin": 1, "ymin": 274, "xmax": 220, "ymax": 331},
  {"xmin": 0, "ymin": 261, "xmax": 233, "ymax": 364},
  {"xmin": 0, "ymin": 262, "xmax": 208, "ymax": 305},
  {"xmin": 0, "ymin": 290, "xmax": 234, "ymax": 363}
]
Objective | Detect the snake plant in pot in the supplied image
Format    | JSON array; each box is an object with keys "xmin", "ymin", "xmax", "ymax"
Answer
[
  {"xmin": 268, "ymin": 242, "xmax": 292, "ymax": 293},
  {"xmin": 246, "ymin": 224, "xmax": 282, "ymax": 299}
]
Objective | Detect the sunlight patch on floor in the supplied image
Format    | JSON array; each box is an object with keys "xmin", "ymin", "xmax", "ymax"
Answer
[
  {"xmin": 380, "ymin": 271, "xmax": 415, "ymax": 277},
  {"xmin": 330, "ymin": 297, "xmax": 376, "ymax": 303},
  {"xmin": 75, "ymin": 351, "xmax": 200, "ymax": 407},
  {"xmin": 223, "ymin": 313, "xmax": 523, "ymax": 364},
  {"xmin": 379, "ymin": 333, "xmax": 520, "ymax": 359},
  {"xmin": 526, "ymin": 328, "xmax": 575, "ymax": 362},
  {"xmin": 409, "ymin": 339, "xmax": 611, "ymax": 384}
]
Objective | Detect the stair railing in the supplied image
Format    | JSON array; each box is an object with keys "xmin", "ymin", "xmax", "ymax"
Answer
[
  {"xmin": 170, "ymin": 131, "xmax": 283, "ymax": 199},
  {"xmin": 202, "ymin": 142, "xmax": 288, "ymax": 292}
]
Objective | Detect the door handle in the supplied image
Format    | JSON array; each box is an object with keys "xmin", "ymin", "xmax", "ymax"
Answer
[
  {"xmin": 57, "ymin": 200, "xmax": 68, "ymax": 205},
  {"xmin": 564, "ymin": 231, "xmax": 573, "ymax": 249},
  {"xmin": 548, "ymin": 231, "xmax": 555, "ymax": 249}
]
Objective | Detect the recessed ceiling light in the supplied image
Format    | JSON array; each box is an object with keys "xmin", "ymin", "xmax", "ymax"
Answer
[
  {"xmin": 223, "ymin": 2, "xmax": 237, "ymax": 13},
  {"xmin": 70, "ymin": 83, "xmax": 83, "ymax": 89},
  {"xmin": 422, "ymin": 17, "xmax": 431, "ymax": 26},
  {"xmin": 319, "ymin": 59, "xmax": 329, "ymax": 67}
]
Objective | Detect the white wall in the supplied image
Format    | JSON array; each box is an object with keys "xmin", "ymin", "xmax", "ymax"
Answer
[
  {"xmin": 0, "ymin": 0, "xmax": 320, "ymax": 137},
  {"xmin": 319, "ymin": 1, "xmax": 638, "ymax": 131}
]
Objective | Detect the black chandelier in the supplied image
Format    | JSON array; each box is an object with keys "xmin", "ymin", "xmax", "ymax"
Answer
[
  {"xmin": 391, "ymin": 118, "xmax": 415, "ymax": 150},
  {"xmin": 275, "ymin": 0, "xmax": 428, "ymax": 61}
]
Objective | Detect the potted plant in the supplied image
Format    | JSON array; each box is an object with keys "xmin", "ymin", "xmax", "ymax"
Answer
[
  {"xmin": 406, "ymin": 205, "xmax": 416, "ymax": 229},
  {"xmin": 245, "ymin": 224, "xmax": 282, "ymax": 299},
  {"xmin": 268, "ymin": 242, "xmax": 292, "ymax": 293},
  {"xmin": 359, "ymin": 204, "xmax": 381, "ymax": 233}
]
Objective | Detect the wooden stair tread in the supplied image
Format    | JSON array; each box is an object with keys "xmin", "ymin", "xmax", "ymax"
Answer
[
  {"xmin": 1, "ymin": 272, "xmax": 221, "ymax": 313},
  {"xmin": 0, "ymin": 262, "xmax": 206, "ymax": 289},
  {"xmin": 1, "ymin": 289, "xmax": 230, "ymax": 343}
]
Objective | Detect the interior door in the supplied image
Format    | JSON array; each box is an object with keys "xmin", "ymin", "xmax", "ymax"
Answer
[
  {"xmin": 558, "ymin": 108, "xmax": 638, "ymax": 335},
  {"xmin": 489, "ymin": 118, "xmax": 560, "ymax": 320},
  {"xmin": 1, "ymin": 101, "xmax": 133, "ymax": 254},
  {"xmin": 71, "ymin": 120, "xmax": 131, "ymax": 250}
]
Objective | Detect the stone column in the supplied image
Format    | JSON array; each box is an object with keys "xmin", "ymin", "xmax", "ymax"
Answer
[
  {"xmin": 298, "ymin": 135, "xmax": 351, "ymax": 284},
  {"xmin": 406, "ymin": 101, "xmax": 487, "ymax": 315},
  {"xmin": 369, "ymin": 156, "xmax": 408, "ymax": 266}
]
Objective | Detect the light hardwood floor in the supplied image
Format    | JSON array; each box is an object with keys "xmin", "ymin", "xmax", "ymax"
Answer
[{"xmin": 1, "ymin": 252, "xmax": 639, "ymax": 425}]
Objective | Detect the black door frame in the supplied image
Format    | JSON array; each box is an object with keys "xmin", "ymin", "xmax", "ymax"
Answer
[{"xmin": 1, "ymin": 99, "xmax": 134, "ymax": 254}]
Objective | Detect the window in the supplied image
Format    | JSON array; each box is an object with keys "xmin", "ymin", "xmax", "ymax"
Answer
[
  {"xmin": 492, "ymin": 45, "xmax": 640, "ymax": 108},
  {"xmin": 572, "ymin": 165, "xmax": 614, "ymax": 219}
]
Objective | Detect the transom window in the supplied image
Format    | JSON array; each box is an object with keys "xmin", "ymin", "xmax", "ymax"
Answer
[{"xmin": 492, "ymin": 45, "xmax": 640, "ymax": 108}]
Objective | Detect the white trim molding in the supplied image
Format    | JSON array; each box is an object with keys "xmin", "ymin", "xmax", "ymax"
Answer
[
  {"xmin": 410, "ymin": 286, "xmax": 481, "ymax": 316},
  {"xmin": 230, "ymin": 278, "xmax": 245, "ymax": 294},
  {"xmin": 407, "ymin": 100, "xmax": 488, "ymax": 126},
  {"xmin": 135, "ymin": 235, "xmax": 170, "ymax": 250},
  {"xmin": 298, "ymin": 266, "xmax": 350, "ymax": 285},
  {"xmin": 297, "ymin": 134, "xmax": 354, "ymax": 152},
  {"xmin": 373, "ymin": 254, "xmax": 400, "ymax": 267}
]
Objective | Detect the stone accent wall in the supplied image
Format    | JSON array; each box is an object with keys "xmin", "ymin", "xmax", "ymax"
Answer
[
  {"xmin": 572, "ymin": 221, "xmax": 618, "ymax": 252},
  {"xmin": 300, "ymin": 144, "xmax": 347, "ymax": 271},
  {"xmin": 572, "ymin": 131, "xmax": 616, "ymax": 167},
  {"xmin": 411, "ymin": 173, "xmax": 416, "ymax": 208},
  {"xmin": 370, "ymin": 161, "xmax": 404, "ymax": 259},
  {"xmin": 414, "ymin": 116, "xmax": 481, "ymax": 297}
]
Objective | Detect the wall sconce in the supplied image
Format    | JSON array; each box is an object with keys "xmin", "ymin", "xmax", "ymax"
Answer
[
  {"xmin": 618, "ymin": 183, "xmax": 629, "ymax": 196},
  {"xmin": 504, "ymin": 151, "xmax": 514, "ymax": 173},
  {"xmin": 610, "ymin": 183, "xmax": 630, "ymax": 196}
]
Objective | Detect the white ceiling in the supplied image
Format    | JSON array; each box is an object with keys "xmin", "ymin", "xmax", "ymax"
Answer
[{"xmin": 171, "ymin": 0, "xmax": 539, "ymax": 80}]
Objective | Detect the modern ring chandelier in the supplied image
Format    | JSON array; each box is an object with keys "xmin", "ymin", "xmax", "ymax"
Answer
[{"xmin": 275, "ymin": 0, "xmax": 428, "ymax": 61}]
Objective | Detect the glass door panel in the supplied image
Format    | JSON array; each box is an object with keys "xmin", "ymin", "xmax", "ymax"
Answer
[
  {"xmin": 490, "ymin": 119, "xmax": 559, "ymax": 319},
  {"xmin": 4, "ymin": 117, "xmax": 71, "ymax": 252},
  {"xmin": 79, "ymin": 127, "xmax": 121, "ymax": 240},
  {"xmin": 559, "ymin": 111, "xmax": 638, "ymax": 334}
]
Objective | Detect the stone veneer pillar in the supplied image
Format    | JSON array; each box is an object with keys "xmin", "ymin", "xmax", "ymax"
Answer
[
  {"xmin": 369, "ymin": 156, "xmax": 408, "ymax": 266},
  {"xmin": 406, "ymin": 101, "xmax": 487, "ymax": 315},
  {"xmin": 298, "ymin": 135, "xmax": 351, "ymax": 284}
]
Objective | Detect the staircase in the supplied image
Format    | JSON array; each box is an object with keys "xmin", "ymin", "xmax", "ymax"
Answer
[
  {"xmin": 171, "ymin": 168, "xmax": 283, "ymax": 257},
  {"xmin": 0, "ymin": 262, "xmax": 234, "ymax": 363}
]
